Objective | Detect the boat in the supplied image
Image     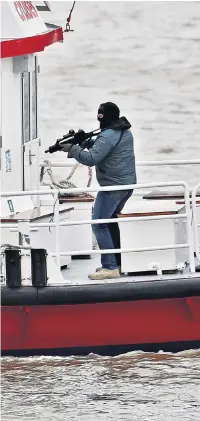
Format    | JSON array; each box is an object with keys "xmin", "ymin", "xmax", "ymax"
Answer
[{"xmin": 1, "ymin": 1, "xmax": 200, "ymax": 357}]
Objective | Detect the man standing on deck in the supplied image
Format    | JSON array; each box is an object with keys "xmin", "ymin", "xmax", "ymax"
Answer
[{"xmin": 61, "ymin": 102, "xmax": 137, "ymax": 280}]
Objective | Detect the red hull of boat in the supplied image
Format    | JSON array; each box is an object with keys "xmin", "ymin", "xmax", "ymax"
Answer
[{"xmin": 2, "ymin": 296, "xmax": 200, "ymax": 355}]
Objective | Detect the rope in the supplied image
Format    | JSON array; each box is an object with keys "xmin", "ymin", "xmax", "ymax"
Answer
[
  {"xmin": 0, "ymin": 244, "xmax": 31, "ymax": 251},
  {"xmin": 40, "ymin": 160, "xmax": 96, "ymax": 246},
  {"xmin": 40, "ymin": 160, "xmax": 94, "ymax": 198}
]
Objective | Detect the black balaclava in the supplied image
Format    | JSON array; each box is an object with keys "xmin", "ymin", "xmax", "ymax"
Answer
[{"xmin": 97, "ymin": 102, "xmax": 120, "ymax": 129}]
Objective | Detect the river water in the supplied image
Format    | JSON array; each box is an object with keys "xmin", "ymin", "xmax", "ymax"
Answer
[
  {"xmin": 2, "ymin": 1, "xmax": 200, "ymax": 420},
  {"xmin": 2, "ymin": 351, "xmax": 200, "ymax": 421}
]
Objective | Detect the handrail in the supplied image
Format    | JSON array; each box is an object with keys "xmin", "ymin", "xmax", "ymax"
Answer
[
  {"xmin": 192, "ymin": 183, "xmax": 200, "ymax": 263},
  {"xmin": 1, "ymin": 213, "xmax": 187, "ymax": 229},
  {"xmin": 51, "ymin": 244, "xmax": 189, "ymax": 257},
  {"xmin": 0, "ymin": 180, "xmax": 196, "ymax": 273},
  {"xmin": 0, "ymin": 180, "xmax": 189, "ymax": 197},
  {"xmin": 40, "ymin": 159, "xmax": 200, "ymax": 168}
]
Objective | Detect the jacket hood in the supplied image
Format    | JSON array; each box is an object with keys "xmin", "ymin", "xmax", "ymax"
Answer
[{"xmin": 108, "ymin": 116, "xmax": 131, "ymax": 131}]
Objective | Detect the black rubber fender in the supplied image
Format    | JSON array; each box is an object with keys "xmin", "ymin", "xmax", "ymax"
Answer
[{"xmin": 1, "ymin": 276, "xmax": 200, "ymax": 306}]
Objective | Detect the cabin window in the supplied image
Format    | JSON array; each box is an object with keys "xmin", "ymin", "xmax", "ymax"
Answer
[
  {"xmin": 32, "ymin": 57, "xmax": 38, "ymax": 140},
  {"xmin": 22, "ymin": 56, "xmax": 38, "ymax": 143},
  {"xmin": 22, "ymin": 72, "xmax": 30, "ymax": 143}
]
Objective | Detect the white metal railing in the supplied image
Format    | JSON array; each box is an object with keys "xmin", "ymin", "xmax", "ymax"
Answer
[
  {"xmin": 0, "ymin": 181, "xmax": 196, "ymax": 273},
  {"xmin": 192, "ymin": 183, "xmax": 200, "ymax": 263},
  {"xmin": 40, "ymin": 159, "xmax": 200, "ymax": 168}
]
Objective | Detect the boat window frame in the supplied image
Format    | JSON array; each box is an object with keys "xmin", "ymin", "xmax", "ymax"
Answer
[
  {"xmin": 32, "ymin": 56, "xmax": 38, "ymax": 140},
  {"xmin": 21, "ymin": 71, "xmax": 30, "ymax": 144},
  {"xmin": 21, "ymin": 56, "xmax": 38, "ymax": 144}
]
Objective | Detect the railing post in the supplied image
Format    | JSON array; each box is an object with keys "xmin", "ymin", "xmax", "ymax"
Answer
[
  {"xmin": 184, "ymin": 183, "xmax": 196, "ymax": 273},
  {"xmin": 192, "ymin": 183, "xmax": 200, "ymax": 263},
  {"xmin": 18, "ymin": 220, "xmax": 32, "ymax": 286},
  {"xmin": 18, "ymin": 220, "xmax": 31, "ymax": 248},
  {"xmin": 1, "ymin": 182, "xmax": 199, "ymax": 275},
  {"xmin": 53, "ymin": 191, "xmax": 60, "ymax": 268}
]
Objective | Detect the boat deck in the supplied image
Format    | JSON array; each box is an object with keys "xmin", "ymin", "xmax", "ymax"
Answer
[{"xmin": 58, "ymin": 254, "xmax": 200, "ymax": 286}]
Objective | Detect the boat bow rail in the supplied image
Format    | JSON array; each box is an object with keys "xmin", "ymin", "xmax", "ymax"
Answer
[
  {"xmin": 1, "ymin": 179, "xmax": 200, "ymax": 276},
  {"xmin": 40, "ymin": 158, "xmax": 200, "ymax": 168}
]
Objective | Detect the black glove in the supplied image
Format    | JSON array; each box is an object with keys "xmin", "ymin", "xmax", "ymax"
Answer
[
  {"xmin": 80, "ymin": 139, "xmax": 94, "ymax": 149},
  {"xmin": 60, "ymin": 143, "xmax": 72, "ymax": 153}
]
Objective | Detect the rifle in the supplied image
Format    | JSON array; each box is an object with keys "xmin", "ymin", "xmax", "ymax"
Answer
[{"xmin": 45, "ymin": 128, "xmax": 101, "ymax": 154}]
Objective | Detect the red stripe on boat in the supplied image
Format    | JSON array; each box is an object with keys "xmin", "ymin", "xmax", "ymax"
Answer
[{"xmin": 1, "ymin": 27, "xmax": 63, "ymax": 58}]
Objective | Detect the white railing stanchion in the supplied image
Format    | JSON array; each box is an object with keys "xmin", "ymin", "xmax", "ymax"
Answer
[
  {"xmin": 50, "ymin": 243, "xmax": 189, "ymax": 257},
  {"xmin": 0, "ymin": 213, "xmax": 189, "ymax": 230},
  {"xmin": 1, "ymin": 180, "xmax": 197, "ymax": 274},
  {"xmin": 53, "ymin": 191, "xmax": 60, "ymax": 268},
  {"xmin": 0, "ymin": 182, "xmax": 190, "ymax": 198},
  {"xmin": 0, "ymin": 189, "xmax": 58, "ymax": 197},
  {"xmin": 40, "ymin": 159, "xmax": 200, "ymax": 169},
  {"xmin": 184, "ymin": 182, "xmax": 196, "ymax": 273},
  {"xmin": 192, "ymin": 183, "xmax": 200, "ymax": 263}
]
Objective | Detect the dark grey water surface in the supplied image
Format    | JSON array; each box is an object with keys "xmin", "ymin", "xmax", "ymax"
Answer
[
  {"xmin": 1, "ymin": 1, "xmax": 200, "ymax": 420},
  {"xmin": 1, "ymin": 351, "xmax": 200, "ymax": 421}
]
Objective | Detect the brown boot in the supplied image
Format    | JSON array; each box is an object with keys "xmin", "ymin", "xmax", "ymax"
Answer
[
  {"xmin": 88, "ymin": 268, "xmax": 120, "ymax": 280},
  {"xmin": 96, "ymin": 267, "xmax": 103, "ymax": 272},
  {"xmin": 96, "ymin": 266, "xmax": 121, "ymax": 273}
]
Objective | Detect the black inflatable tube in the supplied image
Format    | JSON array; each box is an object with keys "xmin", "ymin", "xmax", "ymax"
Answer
[
  {"xmin": 1, "ymin": 276, "xmax": 200, "ymax": 306},
  {"xmin": 1, "ymin": 287, "xmax": 38, "ymax": 306}
]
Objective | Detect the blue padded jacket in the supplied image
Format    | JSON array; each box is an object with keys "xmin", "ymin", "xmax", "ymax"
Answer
[{"xmin": 68, "ymin": 117, "xmax": 137, "ymax": 186}]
